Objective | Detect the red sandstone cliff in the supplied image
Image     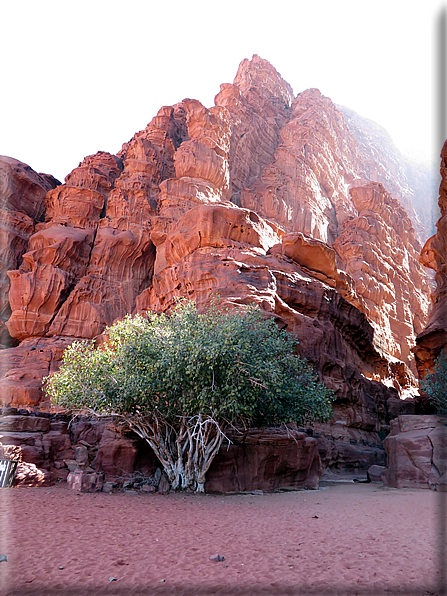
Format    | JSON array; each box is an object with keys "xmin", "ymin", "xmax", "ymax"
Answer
[
  {"xmin": 337, "ymin": 105, "xmax": 438, "ymax": 243},
  {"xmin": 414, "ymin": 140, "xmax": 447, "ymax": 375},
  {"xmin": 0, "ymin": 56, "xmax": 433, "ymax": 470},
  {"xmin": 0, "ymin": 157, "xmax": 60, "ymax": 348}
]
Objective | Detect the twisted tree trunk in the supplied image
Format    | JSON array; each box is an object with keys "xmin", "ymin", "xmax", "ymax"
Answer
[{"xmin": 125, "ymin": 413, "xmax": 227, "ymax": 492}]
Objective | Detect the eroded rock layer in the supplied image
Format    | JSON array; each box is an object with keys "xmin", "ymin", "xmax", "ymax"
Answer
[
  {"xmin": 334, "ymin": 182, "xmax": 429, "ymax": 377},
  {"xmin": 0, "ymin": 56, "xmax": 433, "ymax": 471},
  {"xmin": 414, "ymin": 140, "xmax": 447, "ymax": 376},
  {"xmin": 0, "ymin": 157, "xmax": 60, "ymax": 347}
]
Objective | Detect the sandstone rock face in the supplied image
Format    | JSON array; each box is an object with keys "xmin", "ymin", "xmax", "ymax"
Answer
[
  {"xmin": 414, "ymin": 140, "xmax": 447, "ymax": 377},
  {"xmin": 0, "ymin": 157, "xmax": 60, "ymax": 347},
  {"xmin": 215, "ymin": 55, "xmax": 293, "ymax": 204},
  {"xmin": 0, "ymin": 410, "xmax": 321, "ymax": 491},
  {"xmin": 234, "ymin": 87, "xmax": 360, "ymax": 242},
  {"xmin": 0, "ymin": 56, "xmax": 433, "ymax": 473},
  {"xmin": 333, "ymin": 182, "xmax": 429, "ymax": 377},
  {"xmin": 382, "ymin": 415, "xmax": 447, "ymax": 489},
  {"xmin": 337, "ymin": 105, "xmax": 437, "ymax": 242},
  {"xmin": 0, "ymin": 337, "xmax": 74, "ymax": 407},
  {"xmin": 205, "ymin": 427, "xmax": 321, "ymax": 492}
]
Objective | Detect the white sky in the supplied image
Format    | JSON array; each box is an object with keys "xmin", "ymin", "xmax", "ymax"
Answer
[{"xmin": 1, "ymin": 0, "xmax": 446, "ymax": 182}]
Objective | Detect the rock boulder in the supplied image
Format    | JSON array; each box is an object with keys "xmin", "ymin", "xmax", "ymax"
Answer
[{"xmin": 382, "ymin": 415, "xmax": 447, "ymax": 489}]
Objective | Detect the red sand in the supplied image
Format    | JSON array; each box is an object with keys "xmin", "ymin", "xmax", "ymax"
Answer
[{"xmin": 0, "ymin": 482, "xmax": 441, "ymax": 595}]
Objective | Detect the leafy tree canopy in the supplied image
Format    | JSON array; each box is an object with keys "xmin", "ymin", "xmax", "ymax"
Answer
[
  {"xmin": 421, "ymin": 349, "xmax": 447, "ymax": 415},
  {"xmin": 44, "ymin": 300, "xmax": 334, "ymax": 491}
]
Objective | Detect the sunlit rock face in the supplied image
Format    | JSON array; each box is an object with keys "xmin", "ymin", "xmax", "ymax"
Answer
[
  {"xmin": 333, "ymin": 182, "xmax": 429, "ymax": 374},
  {"xmin": 0, "ymin": 157, "xmax": 60, "ymax": 347},
  {"xmin": 0, "ymin": 55, "xmax": 433, "ymax": 472},
  {"xmin": 414, "ymin": 140, "xmax": 447, "ymax": 377},
  {"xmin": 337, "ymin": 105, "xmax": 438, "ymax": 244}
]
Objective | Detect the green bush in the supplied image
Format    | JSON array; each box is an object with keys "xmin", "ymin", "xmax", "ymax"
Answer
[
  {"xmin": 421, "ymin": 349, "xmax": 447, "ymax": 415},
  {"xmin": 44, "ymin": 300, "xmax": 334, "ymax": 491}
]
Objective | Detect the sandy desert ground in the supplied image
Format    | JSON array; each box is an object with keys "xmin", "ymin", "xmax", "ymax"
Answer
[{"xmin": 0, "ymin": 481, "xmax": 443, "ymax": 596}]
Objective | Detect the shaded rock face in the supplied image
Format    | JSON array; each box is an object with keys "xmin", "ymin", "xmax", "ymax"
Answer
[
  {"xmin": 382, "ymin": 415, "xmax": 447, "ymax": 489},
  {"xmin": 0, "ymin": 55, "xmax": 432, "ymax": 471},
  {"xmin": 0, "ymin": 410, "xmax": 159, "ymax": 483},
  {"xmin": 414, "ymin": 140, "xmax": 447, "ymax": 377},
  {"xmin": 205, "ymin": 427, "xmax": 321, "ymax": 492},
  {"xmin": 0, "ymin": 410, "xmax": 321, "ymax": 491}
]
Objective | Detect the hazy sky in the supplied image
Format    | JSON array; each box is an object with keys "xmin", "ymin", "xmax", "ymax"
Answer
[{"xmin": 1, "ymin": 0, "xmax": 445, "ymax": 182}]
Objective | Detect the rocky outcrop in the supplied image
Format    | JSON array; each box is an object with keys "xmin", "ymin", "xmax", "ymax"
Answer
[
  {"xmin": 0, "ymin": 157, "xmax": 60, "ymax": 347},
  {"xmin": 234, "ymin": 87, "xmax": 360, "ymax": 243},
  {"xmin": 337, "ymin": 105, "xmax": 438, "ymax": 242},
  {"xmin": 414, "ymin": 140, "xmax": 447, "ymax": 376},
  {"xmin": 0, "ymin": 443, "xmax": 50, "ymax": 487},
  {"xmin": 6, "ymin": 152, "xmax": 122, "ymax": 341},
  {"xmin": 215, "ymin": 55, "xmax": 293, "ymax": 204},
  {"xmin": 334, "ymin": 182, "xmax": 429, "ymax": 379},
  {"xmin": 0, "ymin": 56, "xmax": 433, "ymax": 473},
  {"xmin": 0, "ymin": 337, "xmax": 74, "ymax": 407},
  {"xmin": 382, "ymin": 415, "xmax": 447, "ymax": 489},
  {"xmin": 0, "ymin": 409, "xmax": 321, "ymax": 491},
  {"xmin": 205, "ymin": 426, "xmax": 321, "ymax": 492},
  {"xmin": 0, "ymin": 409, "xmax": 160, "ymax": 483}
]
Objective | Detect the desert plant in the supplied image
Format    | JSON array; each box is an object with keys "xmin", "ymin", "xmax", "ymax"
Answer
[
  {"xmin": 44, "ymin": 300, "xmax": 334, "ymax": 492},
  {"xmin": 421, "ymin": 349, "xmax": 447, "ymax": 415}
]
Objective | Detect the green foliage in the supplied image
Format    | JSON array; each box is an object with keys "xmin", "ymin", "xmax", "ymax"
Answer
[
  {"xmin": 44, "ymin": 300, "xmax": 334, "ymax": 427},
  {"xmin": 421, "ymin": 349, "xmax": 447, "ymax": 415}
]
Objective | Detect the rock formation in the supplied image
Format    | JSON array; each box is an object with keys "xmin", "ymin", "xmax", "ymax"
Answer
[
  {"xmin": 383, "ymin": 415, "xmax": 447, "ymax": 490},
  {"xmin": 0, "ymin": 408, "xmax": 321, "ymax": 491},
  {"xmin": 333, "ymin": 182, "xmax": 429, "ymax": 377},
  {"xmin": 0, "ymin": 55, "xmax": 434, "ymax": 472},
  {"xmin": 414, "ymin": 140, "xmax": 447, "ymax": 376},
  {"xmin": 337, "ymin": 105, "xmax": 438, "ymax": 242},
  {"xmin": 0, "ymin": 157, "xmax": 59, "ymax": 347}
]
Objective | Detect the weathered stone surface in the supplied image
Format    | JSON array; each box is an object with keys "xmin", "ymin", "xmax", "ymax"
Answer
[
  {"xmin": 0, "ymin": 156, "xmax": 59, "ymax": 218},
  {"xmin": 215, "ymin": 55, "xmax": 292, "ymax": 204},
  {"xmin": 313, "ymin": 422, "xmax": 387, "ymax": 473},
  {"xmin": 0, "ymin": 337, "xmax": 74, "ymax": 407},
  {"xmin": 382, "ymin": 415, "xmax": 447, "ymax": 489},
  {"xmin": 158, "ymin": 99, "xmax": 231, "ymax": 220},
  {"xmin": 0, "ymin": 415, "xmax": 50, "ymax": 433},
  {"xmin": 0, "ymin": 430, "xmax": 46, "ymax": 468},
  {"xmin": 367, "ymin": 464, "xmax": 386, "ymax": 483},
  {"xmin": 0, "ymin": 56, "xmax": 434, "ymax": 476},
  {"xmin": 91, "ymin": 426, "xmax": 159, "ymax": 480},
  {"xmin": 67, "ymin": 470, "xmax": 104, "ymax": 492},
  {"xmin": 205, "ymin": 427, "xmax": 321, "ymax": 492},
  {"xmin": 334, "ymin": 182, "xmax": 430, "ymax": 378},
  {"xmin": 271, "ymin": 232, "xmax": 339, "ymax": 280},
  {"xmin": 414, "ymin": 140, "xmax": 447, "ymax": 377},
  {"xmin": 13, "ymin": 460, "xmax": 50, "ymax": 487},
  {"xmin": 6, "ymin": 152, "xmax": 121, "ymax": 343},
  {"xmin": 74, "ymin": 445, "xmax": 89, "ymax": 466},
  {"xmin": 337, "ymin": 105, "xmax": 437, "ymax": 243},
  {"xmin": 0, "ymin": 410, "xmax": 321, "ymax": 491},
  {"xmin": 46, "ymin": 224, "xmax": 156, "ymax": 338},
  {"xmin": 7, "ymin": 226, "xmax": 95, "ymax": 340},
  {"xmin": 164, "ymin": 202, "xmax": 282, "ymax": 266},
  {"xmin": 0, "ymin": 157, "xmax": 60, "ymax": 346},
  {"xmin": 45, "ymin": 152, "xmax": 122, "ymax": 228}
]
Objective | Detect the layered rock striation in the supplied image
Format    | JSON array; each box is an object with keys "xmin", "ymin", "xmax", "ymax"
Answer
[
  {"xmin": 0, "ymin": 157, "xmax": 60, "ymax": 347},
  {"xmin": 0, "ymin": 55, "xmax": 433, "ymax": 471},
  {"xmin": 0, "ymin": 408, "xmax": 321, "ymax": 491},
  {"xmin": 334, "ymin": 182, "xmax": 429, "ymax": 377},
  {"xmin": 337, "ymin": 105, "xmax": 438, "ymax": 242},
  {"xmin": 414, "ymin": 140, "xmax": 447, "ymax": 376}
]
